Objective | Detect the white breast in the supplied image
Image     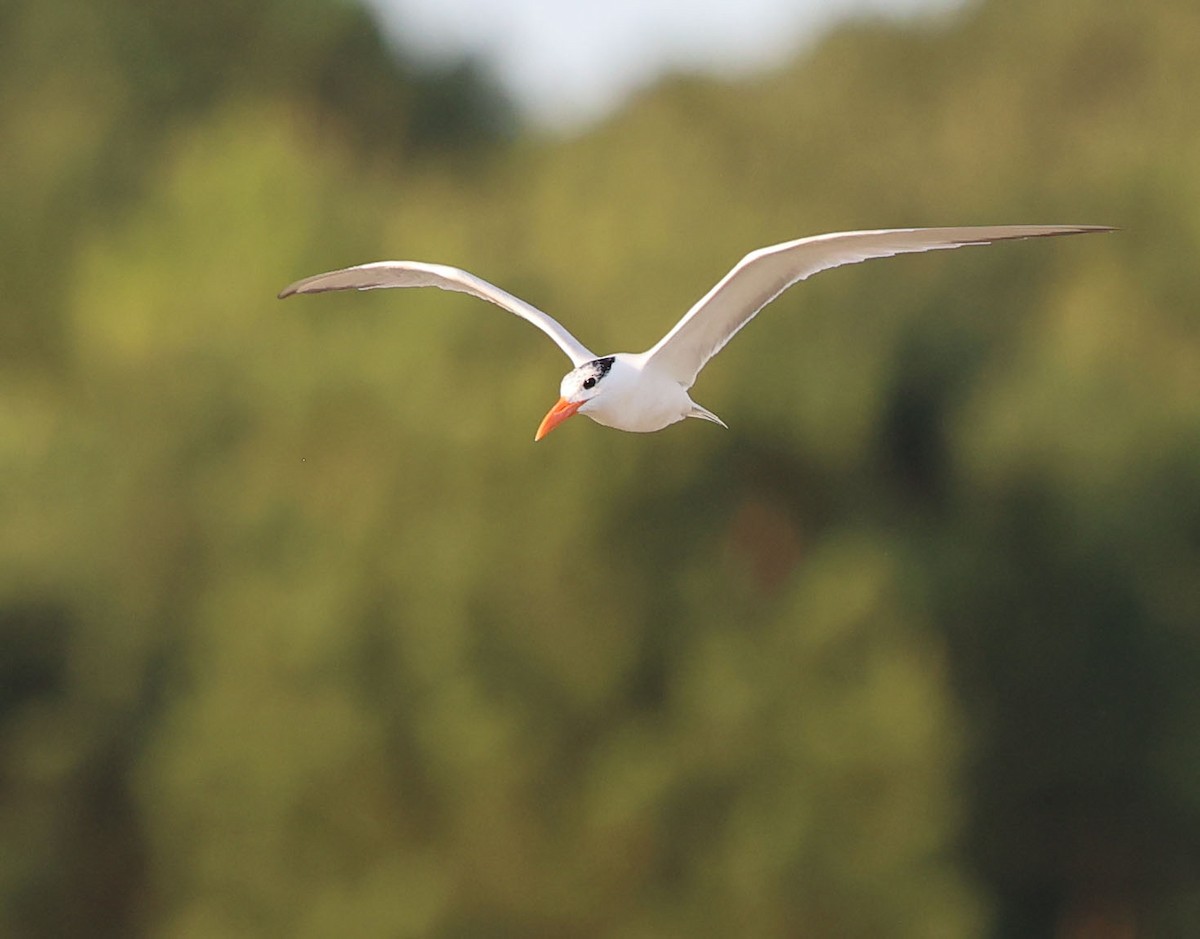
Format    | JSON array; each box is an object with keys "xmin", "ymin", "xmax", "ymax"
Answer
[{"xmin": 578, "ymin": 354, "xmax": 694, "ymax": 433}]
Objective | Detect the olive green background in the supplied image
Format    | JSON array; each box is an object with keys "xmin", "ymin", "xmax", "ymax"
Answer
[{"xmin": 2, "ymin": 1, "xmax": 1197, "ymax": 936}]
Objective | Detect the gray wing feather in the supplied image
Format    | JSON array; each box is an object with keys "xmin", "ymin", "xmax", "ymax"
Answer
[
  {"xmin": 642, "ymin": 225, "xmax": 1114, "ymax": 387},
  {"xmin": 280, "ymin": 260, "xmax": 595, "ymax": 366}
]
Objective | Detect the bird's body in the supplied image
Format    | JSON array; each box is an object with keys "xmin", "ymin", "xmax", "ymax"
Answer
[
  {"xmin": 562, "ymin": 355, "xmax": 716, "ymax": 434},
  {"xmin": 280, "ymin": 225, "xmax": 1113, "ymax": 440}
]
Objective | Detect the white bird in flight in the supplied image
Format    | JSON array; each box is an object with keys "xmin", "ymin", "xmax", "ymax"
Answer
[{"xmin": 280, "ymin": 225, "xmax": 1111, "ymax": 440}]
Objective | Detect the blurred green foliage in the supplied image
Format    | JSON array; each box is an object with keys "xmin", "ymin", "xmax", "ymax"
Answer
[{"xmin": 2, "ymin": 0, "xmax": 1198, "ymax": 936}]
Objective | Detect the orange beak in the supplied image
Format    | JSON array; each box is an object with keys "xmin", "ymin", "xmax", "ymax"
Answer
[{"xmin": 534, "ymin": 397, "xmax": 583, "ymax": 441}]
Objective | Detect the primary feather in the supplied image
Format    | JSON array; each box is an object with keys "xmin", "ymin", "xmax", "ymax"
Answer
[
  {"xmin": 279, "ymin": 260, "xmax": 595, "ymax": 365},
  {"xmin": 641, "ymin": 225, "xmax": 1113, "ymax": 387}
]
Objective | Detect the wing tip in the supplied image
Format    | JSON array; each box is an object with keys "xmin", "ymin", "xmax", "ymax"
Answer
[
  {"xmin": 1036, "ymin": 224, "xmax": 1118, "ymax": 236},
  {"xmin": 277, "ymin": 278, "xmax": 356, "ymax": 299},
  {"xmin": 942, "ymin": 224, "xmax": 1118, "ymax": 250},
  {"xmin": 277, "ymin": 275, "xmax": 323, "ymax": 299}
]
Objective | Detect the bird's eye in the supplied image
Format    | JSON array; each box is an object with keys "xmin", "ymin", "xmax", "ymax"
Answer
[{"xmin": 583, "ymin": 377, "xmax": 597, "ymax": 390}]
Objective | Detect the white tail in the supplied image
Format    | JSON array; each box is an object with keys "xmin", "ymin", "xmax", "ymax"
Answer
[{"xmin": 688, "ymin": 402, "xmax": 728, "ymax": 428}]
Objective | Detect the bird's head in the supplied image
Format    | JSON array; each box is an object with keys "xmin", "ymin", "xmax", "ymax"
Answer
[{"xmin": 535, "ymin": 356, "xmax": 615, "ymax": 441}]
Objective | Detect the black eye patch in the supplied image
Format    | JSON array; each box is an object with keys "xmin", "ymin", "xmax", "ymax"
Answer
[{"xmin": 579, "ymin": 356, "xmax": 614, "ymax": 392}]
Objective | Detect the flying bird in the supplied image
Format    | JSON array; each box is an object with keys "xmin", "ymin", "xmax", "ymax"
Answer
[{"xmin": 279, "ymin": 225, "xmax": 1111, "ymax": 440}]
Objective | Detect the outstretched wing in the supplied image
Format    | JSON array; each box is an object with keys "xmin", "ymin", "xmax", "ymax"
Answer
[
  {"xmin": 641, "ymin": 225, "xmax": 1113, "ymax": 387},
  {"xmin": 280, "ymin": 260, "xmax": 595, "ymax": 366}
]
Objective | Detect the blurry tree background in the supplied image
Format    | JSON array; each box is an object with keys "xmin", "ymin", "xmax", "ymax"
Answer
[{"xmin": 2, "ymin": 0, "xmax": 1198, "ymax": 936}]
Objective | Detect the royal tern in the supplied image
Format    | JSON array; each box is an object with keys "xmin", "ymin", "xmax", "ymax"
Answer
[{"xmin": 280, "ymin": 225, "xmax": 1112, "ymax": 440}]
